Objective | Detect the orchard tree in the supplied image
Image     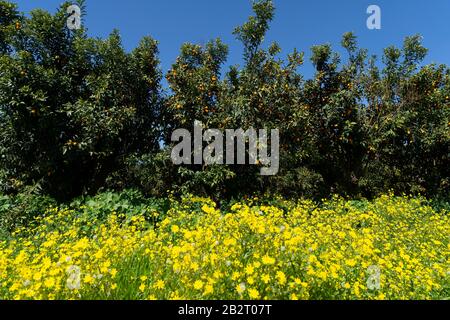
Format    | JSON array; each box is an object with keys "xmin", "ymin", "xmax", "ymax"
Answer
[
  {"xmin": 360, "ymin": 35, "xmax": 450, "ymax": 196},
  {"xmin": 301, "ymin": 33, "xmax": 369, "ymax": 196},
  {"xmin": 156, "ymin": 0, "xmax": 324, "ymax": 198},
  {"xmin": 0, "ymin": 0, "xmax": 20, "ymax": 54},
  {"xmin": 0, "ymin": 1, "xmax": 162, "ymax": 199},
  {"xmin": 224, "ymin": 0, "xmax": 321, "ymax": 197}
]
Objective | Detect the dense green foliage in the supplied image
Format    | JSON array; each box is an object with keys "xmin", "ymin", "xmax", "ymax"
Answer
[
  {"xmin": 0, "ymin": 0, "xmax": 162, "ymax": 199},
  {"xmin": 0, "ymin": 0, "xmax": 449, "ymax": 202}
]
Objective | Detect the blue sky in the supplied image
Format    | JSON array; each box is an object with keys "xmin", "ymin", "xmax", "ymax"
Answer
[{"xmin": 14, "ymin": 0, "xmax": 450, "ymax": 80}]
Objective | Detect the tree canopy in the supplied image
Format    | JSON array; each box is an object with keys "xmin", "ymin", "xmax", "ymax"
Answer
[{"xmin": 1, "ymin": 0, "xmax": 448, "ymax": 200}]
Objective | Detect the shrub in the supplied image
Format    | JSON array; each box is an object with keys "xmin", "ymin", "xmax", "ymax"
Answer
[{"xmin": 0, "ymin": 185, "xmax": 56, "ymax": 235}]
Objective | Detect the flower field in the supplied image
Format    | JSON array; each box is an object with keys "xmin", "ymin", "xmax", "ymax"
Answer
[{"xmin": 0, "ymin": 195, "xmax": 449, "ymax": 300}]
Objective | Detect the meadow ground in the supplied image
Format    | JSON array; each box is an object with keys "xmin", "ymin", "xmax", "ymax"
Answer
[{"xmin": 0, "ymin": 194, "xmax": 448, "ymax": 300}]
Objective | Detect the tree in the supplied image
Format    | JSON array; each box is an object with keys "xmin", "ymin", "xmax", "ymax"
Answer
[
  {"xmin": 360, "ymin": 36, "xmax": 449, "ymax": 196},
  {"xmin": 0, "ymin": 1, "xmax": 162, "ymax": 199}
]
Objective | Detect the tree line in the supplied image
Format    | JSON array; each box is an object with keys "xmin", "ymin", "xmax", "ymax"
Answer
[{"xmin": 0, "ymin": 0, "xmax": 448, "ymax": 201}]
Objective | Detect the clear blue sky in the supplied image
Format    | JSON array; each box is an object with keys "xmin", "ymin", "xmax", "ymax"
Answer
[{"xmin": 13, "ymin": 0, "xmax": 450, "ymax": 80}]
